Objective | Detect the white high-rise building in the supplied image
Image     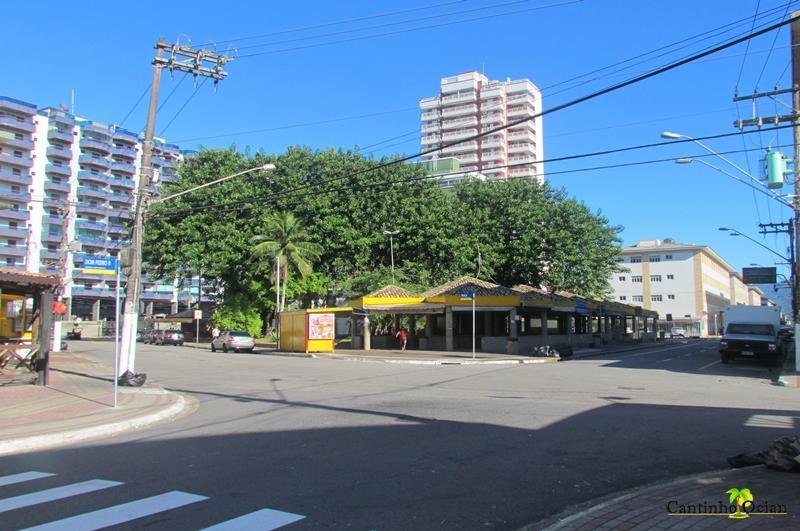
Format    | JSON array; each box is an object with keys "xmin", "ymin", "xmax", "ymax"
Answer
[
  {"xmin": 0, "ymin": 95, "xmax": 189, "ymax": 320},
  {"xmin": 419, "ymin": 71, "xmax": 543, "ymax": 184}
]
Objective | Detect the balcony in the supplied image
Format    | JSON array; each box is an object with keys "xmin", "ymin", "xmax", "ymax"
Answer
[
  {"xmin": 111, "ymin": 161, "xmax": 136, "ymax": 174},
  {"xmin": 111, "ymin": 209, "xmax": 132, "ymax": 220},
  {"xmin": 112, "ymin": 127, "xmax": 139, "ymax": 143},
  {"xmin": 41, "ymin": 232, "xmax": 63, "ymax": 244},
  {"xmin": 77, "ymin": 170, "xmax": 111, "ymax": 185},
  {"xmin": 0, "ymin": 96, "xmax": 37, "ymax": 116},
  {"xmin": 78, "ymin": 154, "xmax": 111, "ymax": 170},
  {"xmin": 105, "ymin": 239, "xmax": 128, "ymax": 249},
  {"xmin": 71, "ymin": 287, "xmax": 116, "ymax": 298},
  {"xmin": 421, "ymin": 111, "xmax": 441, "ymax": 121},
  {"xmin": 47, "ymin": 145, "xmax": 72, "ymax": 161},
  {"xmin": 112, "ymin": 146, "xmax": 137, "ymax": 159},
  {"xmin": 441, "ymin": 116, "xmax": 478, "ymax": 130},
  {"xmin": 109, "ymin": 193, "xmax": 133, "ymax": 205},
  {"xmin": 420, "ymin": 96, "xmax": 440, "ymax": 110},
  {"xmin": 0, "ymin": 170, "xmax": 31, "ymax": 186},
  {"xmin": 421, "ymin": 135, "xmax": 441, "ymax": 145},
  {"xmin": 159, "ymin": 174, "xmax": 178, "ymax": 184},
  {"xmin": 76, "ymin": 203, "xmax": 110, "ymax": 217},
  {"xmin": 108, "ymin": 224, "xmax": 128, "ymax": 235},
  {"xmin": 77, "ymin": 186, "xmax": 112, "ymax": 201},
  {"xmin": 76, "ymin": 236, "xmax": 107, "ymax": 250},
  {"xmin": 73, "ymin": 270, "xmax": 112, "ymax": 281},
  {"xmin": 0, "ymin": 115, "xmax": 35, "ymax": 133},
  {"xmin": 508, "ymin": 166, "xmax": 537, "ymax": 178},
  {"xmin": 441, "ymin": 104, "xmax": 477, "ymax": 118},
  {"xmin": 109, "ymin": 177, "xmax": 135, "ymax": 189},
  {"xmin": 508, "ymin": 130, "xmax": 536, "ymax": 142},
  {"xmin": 141, "ymin": 291, "xmax": 173, "ymax": 301},
  {"xmin": 0, "ymin": 209, "xmax": 30, "ymax": 222},
  {"xmin": 508, "ymin": 121, "xmax": 535, "ymax": 134},
  {"xmin": 507, "ymin": 93, "xmax": 536, "ymax": 106},
  {"xmin": 46, "ymin": 111, "xmax": 76, "ymax": 127},
  {"xmin": 79, "ymin": 121, "xmax": 112, "ymax": 138},
  {"xmin": 482, "ymin": 151, "xmax": 506, "ymax": 162},
  {"xmin": 441, "ymin": 128, "xmax": 478, "ymax": 141},
  {"xmin": 0, "ymin": 152, "xmax": 33, "ymax": 168},
  {"xmin": 0, "ymin": 244, "xmax": 26, "ymax": 257},
  {"xmin": 441, "ymin": 92, "xmax": 477, "ymax": 104},
  {"xmin": 48, "ymin": 128, "xmax": 74, "ymax": 143},
  {"xmin": 507, "ymin": 106, "xmax": 535, "ymax": 118},
  {"xmin": 456, "ymin": 154, "xmax": 478, "ymax": 164},
  {"xmin": 40, "ymin": 249, "xmax": 61, "ymax": 261},
  {"xmin": 480, "ymin": 87, "xmax": 504, "ymax": 99},
  {"xmin": 508, "ymin": 143, "xmax": 536, "ymax": 155},
  {"xmin": 80, "ymin": 138, "xmax": 112, "ymax": 154},
  {"xmin": 441, "ymin": 141, "xmax": 477, "ymax": 155},
  {"xmin": 0, "ymin": 225, "xmax": 27, "ymax": 239},
  {"xmin": 44, "ymin": 180, "xmax": 71, "ymax": 193},
  {"xmin": 0, "ymin": 135, "xmax": 34, "ymax": 151},
  {"xmin": 421, "ymin": 123, "xmax": 440, "ymax": 133},
  {"xmin": 45, "ymin": 163, "xmax": 71, "ymax": 177},
  {"xmin": 508, "ymin": 155, "xmax": 536, "ymax": 164},
  {"xmin": 481, "ymin": 137, "xmax": 504, "ymax": 149}
]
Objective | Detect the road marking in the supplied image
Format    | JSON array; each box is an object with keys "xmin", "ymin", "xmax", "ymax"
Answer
[
  {"xmin": 698, "ymin": 360, "xmax": 721, "ymax": 371},
  {"xmin": 0, "ymin": 472, "xmax": 54, "ymax": 487},
  {"xmin": 0, "ymin": 480, "xmax": 121, "ymax": 513},
  {"xmin": 657, "ymin": 358, "xmax": 673, "ymax": 363},
  {"xmin": 203, "ymin": 508, "xmax": 306, "ymax": 530},
  {"xmin": 21, "ymin": 491, "xmax": 207, "ymax": 530},
  {"xmin": 744, "ymin": 415, "xmax": 798, "ymax": 429}
]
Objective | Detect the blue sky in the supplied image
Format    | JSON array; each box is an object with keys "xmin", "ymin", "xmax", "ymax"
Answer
[{"xmin": 4, "ymin": 0, "xmax": 798, "ymax": 290}]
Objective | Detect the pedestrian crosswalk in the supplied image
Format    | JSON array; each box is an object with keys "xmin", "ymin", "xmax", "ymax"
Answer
[{"xmin": 0, "ymin": 471, "xmax": 305, "ymax": 530}]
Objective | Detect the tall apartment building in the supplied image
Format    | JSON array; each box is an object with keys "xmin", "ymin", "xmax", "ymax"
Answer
[
  {"xmin": 0, "ymin": 95, "xmax": 190, "ymax": 321},
  {"xmin": 419, "ymin": 71, "xmax": 543, "ymax": 185},
  {"xmin": 608, "ymin": 239, "xmax": 770, "ymax": 337}
]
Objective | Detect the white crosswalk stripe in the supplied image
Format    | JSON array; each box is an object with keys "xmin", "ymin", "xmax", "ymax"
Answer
[
  {"xmin": 0, "ymin": 479, "xmax": 121, "ymax": 513},
  {"xmin": 21, "ymin": 491, "xmax": 208, "ymax": 531},
  {"xmin": 3, "ymin": 472, "xmax": 306, "ymax": 529},
  {"xmin": 202, "ymin": 508, "xmax": 305, "ymax": 530},
  {"xmin": 0, "ymin": 472, "xmax": 54, "ymax": 487}
]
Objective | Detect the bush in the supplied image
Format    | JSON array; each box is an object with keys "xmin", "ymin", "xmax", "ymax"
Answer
[{"xmin": 211, "ymin": 293, "xmax": 263, "ymax": 337}]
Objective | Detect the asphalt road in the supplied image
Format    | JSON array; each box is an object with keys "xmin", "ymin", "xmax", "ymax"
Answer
[{"xmin": 1, "ymin": 340, "xmax": 798, "ymax": 530}]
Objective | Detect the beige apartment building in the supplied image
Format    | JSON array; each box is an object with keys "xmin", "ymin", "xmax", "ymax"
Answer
[{"xmin": 608, "ymin": 239, "xmax": 770, "ymax": 337}]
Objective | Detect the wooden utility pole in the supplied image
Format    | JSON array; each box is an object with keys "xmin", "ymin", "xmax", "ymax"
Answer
[
  {"xmin": 791, "ymin": 11, "xmax": 800, "ymax": 381},
  {"xmin": 117, "ymin": 40, "xmax": 230, "ymax": 383}
]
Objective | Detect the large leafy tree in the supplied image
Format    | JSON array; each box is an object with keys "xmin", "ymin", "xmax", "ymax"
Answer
[{"xmin": 252, "ymin": 211, "xmax": 323, "ymax": 312}]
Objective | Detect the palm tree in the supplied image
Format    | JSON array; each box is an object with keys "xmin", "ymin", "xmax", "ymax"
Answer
[
  {"xmin": 252, "ymin": 211, "xmax": 322, "ymax": 312},
  {"xmin": 726, "ymin": 488, "xmax": 753, "ymax": 519}
]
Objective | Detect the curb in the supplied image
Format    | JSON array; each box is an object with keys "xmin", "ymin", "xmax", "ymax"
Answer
[
  {"xmin": 0, "ymin": 389, "xmax": 189, "ymax": 456},
  {"xmin": 312, "ymin": 354, "xmax": 558, "ymax": 365},
  {"xmin": 523, "ymin": 466, "xmax": 750, "ymax": 531}
]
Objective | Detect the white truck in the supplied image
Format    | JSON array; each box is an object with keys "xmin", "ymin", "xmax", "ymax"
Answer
[{"xmin": 719, "ymin": 305, "xmax": 782, "ymax": 366}]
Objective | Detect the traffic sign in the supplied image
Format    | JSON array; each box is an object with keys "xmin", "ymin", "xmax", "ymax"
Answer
[
  {"xmin": 194, "ymin": 310, "xmax": 203, "ymax": 320},
  {"xmin": 459, "ymin": 291, "xmax": 475, "ymax": 300},
  {"xmin": 81, "ymin": 255, "xmax": 119, "ymax": 275}
]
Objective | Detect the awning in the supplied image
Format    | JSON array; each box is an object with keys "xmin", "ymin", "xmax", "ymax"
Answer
[{"xmin": 362, "ymin": 303, "xmax": 445, "ymax": 314}]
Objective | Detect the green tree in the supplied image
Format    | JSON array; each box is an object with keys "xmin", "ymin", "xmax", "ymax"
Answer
[
  {"xmin": 252, "ymin": 211, "xmax": 323, "ymax": 312},
  {"xmin": 210, "ymin": 293, "xmax": 263, "ymax": 337}
]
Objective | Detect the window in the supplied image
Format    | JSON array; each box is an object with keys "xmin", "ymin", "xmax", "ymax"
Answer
[
  {"xmin": 9, "ymin": 221, "xmax": 16, "ymax": 229},
  {"xmin": 667, "ymin": 294, "xmax": 676, "ymax": 300},
  {"xmin": 632, "ymin": 295, "xmax": 643, "ymax": 302},
  {"xmin": 630, "ymin": 256, "xmax": 642, "ymax": 263},
  {"xmin": 650, "ymin": 275, "xmax": 662, "ymax": 282},
  {"xmin": 7, "ymin": 239, "xmax": 16, "ymax": 247},
  {"xmin": 651, "ymin": 295, "xmax": 663, "ymax": 302},
  {"xmin": 665, "ymin": 254, "xmax": 673, "ymax": 260},
  {"xmin": 667, "ymin": 274, "xmax": 674, "ymax": 280},
  {"xmin": 12, "ymin": 168, "xmax": 21, "ymax": 176},
  {"xmin": 619, "ymin": 295, "xmax": 627, "ymax": 301},
  {"xmin": 631, "ymin": 276, "xmax": 642, "ymax": 283},
  {"xmin": 649, "ymin": 256, "xmax": 661, "ymax": 262},
  {"xmin": 618, "ymin": 276, "xmax": 626, "ymax": 281},
  {"xmin": 5, "ymin": 258, "xmax": 16, "ymax": 266}
]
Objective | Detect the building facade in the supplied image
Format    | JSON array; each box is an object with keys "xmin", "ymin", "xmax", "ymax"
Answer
[
  {"xmin": 608, "ymin": 238, "xmax": 769, "ymax": 337},
  {"xmin": 419, "ymin": 71, "xmax": 543, "ymax": 185},
  {"xmin": 0, "ymin": 95, "xmax": 194, "ymax": 321}
]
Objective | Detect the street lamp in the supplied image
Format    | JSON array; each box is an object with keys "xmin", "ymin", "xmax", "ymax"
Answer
[
  {"xmin": 675, "ymin": 158, "xmax": 792, "ymax": 208},
  {"xmin": 383, "ymin": 230, "xmax": 399, "ymax": 283},
  {"xmin": 661, "ymin": 131, "xmax": 759, "ymax": 186},
  {"xmin": 117, "ymin": 163, "xmax": 276, "ymax": 385},
  {"xmin": 718, "ymin": 227, "xmax": 790, "ymax": 262}
]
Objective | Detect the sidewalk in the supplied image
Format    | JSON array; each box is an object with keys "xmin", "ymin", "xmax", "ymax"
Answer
[
  {"xmin": 0, "ymin": 350, "xmax": 189, "ymax": 456},
  {"xmin": 528, "ymin": 466, "xmax": 799, "ymax": 530}
]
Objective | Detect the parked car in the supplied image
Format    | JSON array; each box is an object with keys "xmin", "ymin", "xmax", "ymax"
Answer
[
  {"xmin": 211, "ymin": 331, "xmax": 255, "ymax": 353},
  {"xmin": 158, "ymin": 330, "xmax": 185, "ymax": 346},
  {"xmin": 670, "ymin": 327, "xmax": 686, "ymax": 338}
]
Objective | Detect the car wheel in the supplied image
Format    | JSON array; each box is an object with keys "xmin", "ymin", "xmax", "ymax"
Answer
[
  {"xmin": 222, "ymin": 344, "xmax": 228, "ymax": 353},
  {"xmin": 234, "ymin": 348, "xmax": 240, "ymax": 353},
  {"xmin": 211, "ymin": 344, "xmax": 216, "ymax": 352},
  {"xmin": 246, "ymin": 348, "xmax": 254, "ymax": 353}
]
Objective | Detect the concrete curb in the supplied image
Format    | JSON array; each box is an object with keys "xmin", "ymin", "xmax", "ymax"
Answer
[
  {"xmin": 312, "ymin": 354, "xmax": 558, "ymax": 365},
  {"xmin": 523, "ymin": 466, "xmax": 750, "ymax": 531},
  {"xmin": 0, "ymin": 389, "xmax": 189, "ymax": 456}
]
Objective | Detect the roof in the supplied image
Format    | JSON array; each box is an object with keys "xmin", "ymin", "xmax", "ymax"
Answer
[
  {"xmin": 0, "ymin": 268, "xmax": 59, "ymax": 290},
  {"xmin": 363, "ymin": 285, "xmax": 419, "ymax": 298},
  {"xmin": 422, "ymin": 276, "xmax": 517, "ymax": 297}
]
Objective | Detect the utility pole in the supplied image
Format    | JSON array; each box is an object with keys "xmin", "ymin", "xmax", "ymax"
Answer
[
  {"xmin": 117, "ymin": 40, "xmax": 230, "ymax": 384},
  {"xmin": 791, "ymin": 11, "xmax": 800, "ymax": 382}
]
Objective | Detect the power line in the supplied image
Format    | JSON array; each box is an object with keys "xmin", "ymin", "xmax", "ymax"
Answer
[
  {"xmin": 159, "ymin": 78, "xmax": 209, "ymax": 137},
  {"xmin": 157, "ymin": 75, "xmax": 188, "ymax": 112},
  {"xmin": 734, "ymin": 0, "xmax": 761, "ymax": 91},
  {"xmin": 755, "ymin": 0, "xmax": 793, "ymax": 88},
  {"xmin": 118, "ymin": 83, "xmax": 152, "ymax": 127},
  {"xmin": 237, "ymin": 0, "xmax": 582, "ymax": 59},
  {"xmin": 193, "ymin": 0, "xmax": 472, "ymax": 48},
  {"xmin": 151, "ymin": 129, "xmax": 794, "ymax": 218}
]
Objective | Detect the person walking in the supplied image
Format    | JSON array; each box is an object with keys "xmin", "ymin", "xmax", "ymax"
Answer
[
  {"xmin": 211, "ymin": 326, "xmax": 220, "ymax": 340},
  {"xmin": 395, "ymin": 326, "xmax": 409, "ymax": 352}
]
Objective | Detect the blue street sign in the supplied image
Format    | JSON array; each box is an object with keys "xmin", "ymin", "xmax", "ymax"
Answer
[
  {"xmin": 459, "ymin": 291, "xmax": 475, "ymax": 301},
  {"xmin": 81, "ymin": 255, "xmax": 119, "ymax": 275}
]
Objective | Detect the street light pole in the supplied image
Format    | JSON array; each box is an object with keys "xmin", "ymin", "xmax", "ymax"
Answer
[
  {"xmin": 675, "ymin": 158, "xmax": 792, "ymax": 208},
  {"xmin": 383, "ymin": 230, "xmax": 399, "ymax": 283},
  {"xmin": 718, "ymin": 227, "xmax": 791, "ymax": 262}
]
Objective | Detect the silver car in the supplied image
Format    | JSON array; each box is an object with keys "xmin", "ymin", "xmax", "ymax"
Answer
[{"xmin": 211, "ymin": 331, "xmax": 255, "ymax": 353}]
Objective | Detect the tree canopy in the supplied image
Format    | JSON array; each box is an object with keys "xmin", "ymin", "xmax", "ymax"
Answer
[{"xmin": 144, "ymin": 146, "xmax": 623, "ymax": 327}]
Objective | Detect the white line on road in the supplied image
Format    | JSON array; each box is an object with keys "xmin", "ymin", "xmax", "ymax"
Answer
[
  {"xmin": 0, "ymin": 480, "xmax": 121, "ymax": 513},
  {"xmin": 21, "ymin": 491, "xmax": 207, "ymax": 531},
  {"xmin": 203, "ymin": 508, "xmax": 306, "ymax": 530},
  {"xmin": 0, "ymin": 472, "xmax": 54, "ymax": 487},
  {"xmin": 657, "ymin": 358, "xmax": 674, "ymax": 363},
  {"xmin": 698, "ymin": 360, "xmax": 721, "ymax": 371}
]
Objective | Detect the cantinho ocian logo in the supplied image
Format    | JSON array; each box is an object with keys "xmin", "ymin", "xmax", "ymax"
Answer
[{"xmin": 666, "ymin": 487, "xmax": 788, "ymax": 519}]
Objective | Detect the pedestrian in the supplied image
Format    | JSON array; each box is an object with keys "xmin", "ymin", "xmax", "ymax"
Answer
[
  {"xmin": 211, "ymin": 326, "xmax": 220, "ymax": 340},
  {"xmin": 395, "ymin": 326, "xmax": 409, "ymax": 352}
]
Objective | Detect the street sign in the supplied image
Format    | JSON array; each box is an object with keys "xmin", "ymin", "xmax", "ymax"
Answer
[
  {"xmin": 459, "ymin": 291, "xmax": 475, "ymax": 301},
  {"xmin": 81, "ymin": 255, "xmax": 119, "ymax": 275},
  {"xmin": 352, "ymin": 308, "xmax": 369, "ymax": 316},
  {"xmin": 194, "ymin": 310, "xmax": 203, "ymax": 320},
  {"xmin": 743, "ymin": 267, "xmax": 776, "ymax": 284}
]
